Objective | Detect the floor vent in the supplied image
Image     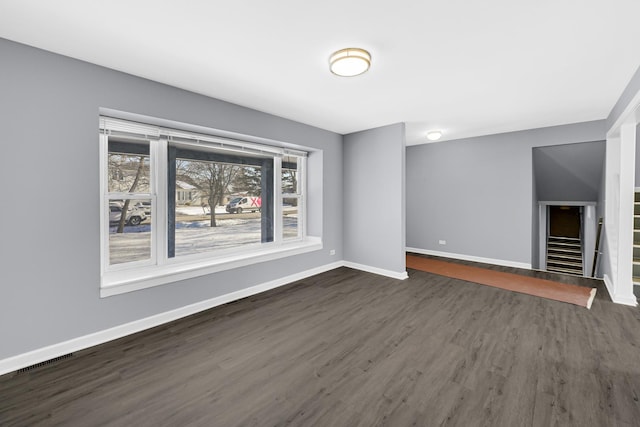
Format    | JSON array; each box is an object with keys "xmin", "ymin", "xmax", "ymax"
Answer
[{"xmin": 17, "ymin": 353, "xmax": 73, "ymax": 373}]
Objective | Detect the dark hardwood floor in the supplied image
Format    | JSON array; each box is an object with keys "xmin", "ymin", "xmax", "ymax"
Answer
[{"xmin": 1, "ymin": 262, "xmax": 639, "ymax": 426}]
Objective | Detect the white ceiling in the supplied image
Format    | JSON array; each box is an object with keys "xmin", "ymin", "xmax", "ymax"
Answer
[{"xmin": 1, "ymin": 0, "xmax": 640, "ymax": 145}]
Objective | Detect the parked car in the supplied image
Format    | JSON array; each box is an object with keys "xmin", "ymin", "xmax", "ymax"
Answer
[
  {"xmin": 226, "ymin": 196, "xmax": 261, "ymax": 214},
  {"xmin": 134, "ymin": 201, "xmax": 152, "ymax": 216},
  {"xmin": 109, "ymin": 203, "xmax": 147, "ymax": 226}
]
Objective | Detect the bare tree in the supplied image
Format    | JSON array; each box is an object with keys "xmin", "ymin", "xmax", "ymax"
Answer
[
  {"xmin": 108, "ymin": 153, "xmax": 149, "ymax": 233},
  {"xmin": 117, "ymin": 156, "xmax": 146, "ymax": 233},
  {"xmin": 178, "ymin": 160, "xmax": 239, "ymax": 227}
]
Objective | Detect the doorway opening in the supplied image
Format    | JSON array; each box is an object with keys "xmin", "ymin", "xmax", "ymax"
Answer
[
  {"xmin": 549, "ymin": 206, "xmax": 581, "ymax": 238},
  {"xmin": 546, "ymin": 206, "xmax": 583, "ymax": 276}
]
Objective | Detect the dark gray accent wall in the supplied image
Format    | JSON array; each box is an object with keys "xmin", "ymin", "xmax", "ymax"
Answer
[
  {"xmin": 532, "ymin": 140, "xmax": 605, "ymax": 202},
  {"xmin": 608, "ymin": 64, "xmax": 640, "ymax": 130},
  {"xmin": 0, "ymin": 38, "xmax": 343, "ymax": 359},
  {"xmin": 406, "ymin": 121, "xmax": 606, "ymax": 265},
  {"xmin": 343, "ymin": 123, "xmax": 406, "ymax": 274}
]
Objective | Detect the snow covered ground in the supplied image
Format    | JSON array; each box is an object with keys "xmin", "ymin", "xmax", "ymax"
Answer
[
  {"xmin": 175, "ymin": 206, "xmax": 227, "ymax": 216},
  {"xmin": 109, "ymin": 213, "xmax": 298, "ymax": 265}
]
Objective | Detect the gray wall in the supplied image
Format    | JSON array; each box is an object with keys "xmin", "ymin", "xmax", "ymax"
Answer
[
  {"xmin": 406, "ymin": 121, "xmax": 606, "ymax": 265},
  {"xmin": 0, "ymin": 38, "xmax": 343, "ymax": 359},
  {"xmin": 343, "ymin": 123, "xmax": 406, "ymax": 274},
  {"xmin": 532, "ymin": 141, "xmax": 605, "ymax": 202}
]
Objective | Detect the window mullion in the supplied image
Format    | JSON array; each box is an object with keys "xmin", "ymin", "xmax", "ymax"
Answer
[
  {"xmin": 297, "ymin": 156, "xmax": 305, "ymax": 239},
  {"xmin": 274, "ymin": 156, "xmax": 283, "ymax": 244},
  {"xmin": 301, "ymin": 156, "xmax": 307, "ymax": 238},
  {"xmin": 156, "ymin": 138, "xmax": 168, "ymax": 265},
  {"xmin": 106, "ymin": 193, "xmax": 152, "ymax": 199}
]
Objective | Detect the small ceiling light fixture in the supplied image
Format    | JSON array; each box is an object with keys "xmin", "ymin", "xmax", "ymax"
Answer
[
  {"xmin": 329, "ymin": 48, "xmax": 371, "ymax": 77},
  {"xmin": 426, "ymin": 130, "xmax": 443, "ymax": 141}
]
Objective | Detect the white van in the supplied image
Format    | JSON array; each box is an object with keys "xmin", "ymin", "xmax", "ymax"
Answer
[{"xmin": 226, "ymin": 196, "xmax": 261, "ymax": 214}]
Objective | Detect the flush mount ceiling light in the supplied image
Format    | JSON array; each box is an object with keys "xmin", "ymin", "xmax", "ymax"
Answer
[
  {"xmin": 329, "ymin": 48, "xmax": 371, "ymax": 77},
  {"xmin": 426, "ymin": 130, "xmax": 443, "ymax": 141}
]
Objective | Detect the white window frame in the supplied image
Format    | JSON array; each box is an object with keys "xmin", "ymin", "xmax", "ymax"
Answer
[
  {"xmin": 99, "ymin": 117, "xmax": 320, "ymax": 297},
  {"xmin": 281, "ymin": 155, "xmax": 306, "ymax": 241}
]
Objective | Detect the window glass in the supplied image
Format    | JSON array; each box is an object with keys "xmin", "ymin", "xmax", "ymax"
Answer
[
  {"xmin": 171, "ymin": 146, "xmax": 266, "ymax": 258},
  {"xmin": 107, "ymin": 138, "xmax": 152, "ymax": 266},
  {"xmin": 282, "ymin": 197, "xmax": 299, "ymax": 239},
  {"xmin": 108, "ymin": 140, "xmax": 150, "ymax": 193},
  {"xmin": 282, "ymin": 155, "xmax": 301, "ymax": 240},
  {"xmin": 108, "ymin": 200, "xmax": 152, "ymax": 265},
  {"xmin": 282, "ymin": 156, "xmax": 298, "ymax": 195}
]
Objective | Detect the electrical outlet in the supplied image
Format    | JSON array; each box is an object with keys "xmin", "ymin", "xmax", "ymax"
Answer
[
  {"xmin": 438, "ymin": 240, "xmax": 446, "ymax": 245},
  {"xmin": 330, "ymin": 249, "xmax": 336, "ymax": 255}
]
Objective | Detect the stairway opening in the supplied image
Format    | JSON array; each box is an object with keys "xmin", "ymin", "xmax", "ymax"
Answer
[
  {"xmin": 546, "ymin": 206, "xmax": 583, "ymax": 276},
  {"xmin": 632, "ymin": 191, "xmax": 640, "ymax": 293}
]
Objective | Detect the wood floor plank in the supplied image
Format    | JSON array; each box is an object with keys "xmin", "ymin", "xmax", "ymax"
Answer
[{"xmin": 1, "ymin": 263, "xmax": 639, "ymax": 426}]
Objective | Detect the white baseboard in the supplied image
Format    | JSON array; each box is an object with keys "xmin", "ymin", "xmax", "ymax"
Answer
[
  {"xmin": 0, "ymin": 259, "xmax": 411, "ymax": 376},
  {"xmin": 603, "ymin": 274, "xmax": 639, "ymax": 307},
  {"xmin": 0, "ymin": 261, "xmax": 344, "ymax": 377},
  {"xmin": 342, "ymin": 261, "xmax": 409, "ymax": 280},
  {"xmin": 406, "ymin": 247, "xmax": 532, "ymax": 270}
]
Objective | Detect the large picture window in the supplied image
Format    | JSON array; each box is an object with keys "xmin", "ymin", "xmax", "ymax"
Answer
[{"xmin": 100, "ymin": 117, "xmax": 316, "ymax": 296}]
